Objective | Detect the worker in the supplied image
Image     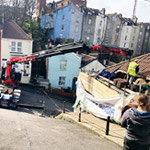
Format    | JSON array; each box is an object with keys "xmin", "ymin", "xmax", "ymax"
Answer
[
  {"xmin": 126, "ymin": 59, "xmax": 139, "ymax": 86},
  {"xmin": 121, "ymin": 94, "xmax": 150, "ymax": 150}
]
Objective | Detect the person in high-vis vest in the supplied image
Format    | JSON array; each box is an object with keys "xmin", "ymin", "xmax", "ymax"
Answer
[{"xmin": 127, "ymin": 59, "xmax": 139, "ymax": 85}]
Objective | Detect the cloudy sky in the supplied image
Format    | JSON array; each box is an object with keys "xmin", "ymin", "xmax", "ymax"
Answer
[{"xmin": 47, "ymin": 0, "xmax": 150, "ymax": 22}]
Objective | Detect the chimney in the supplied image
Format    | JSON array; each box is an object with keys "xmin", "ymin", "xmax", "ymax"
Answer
[
  {"xmin": 133, "ymin": 16, "xmax": 138, "ymax": 23},
  {"xmin": 118, "ymin": 13, "xmax": 122, "ymax": 18},
  {"xmin": 100, "ymin": 8, "xmax": 105, "ymax": 15}
]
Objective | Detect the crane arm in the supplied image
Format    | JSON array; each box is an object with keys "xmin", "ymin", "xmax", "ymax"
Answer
[{"xmin": 5, "ymin": 41, "xmax": 86, "ymax": 86}]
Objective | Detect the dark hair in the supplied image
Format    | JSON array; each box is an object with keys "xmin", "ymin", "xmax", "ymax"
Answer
[{"xmin": 137, "ymin": 94, "xmax": 149, "ymax": 106}]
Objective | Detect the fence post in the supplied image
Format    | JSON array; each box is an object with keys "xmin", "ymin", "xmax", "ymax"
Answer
[
  {"xmin": 63, "ymin": 101, "xmax": 66, "ymax": 113},
  {"xmin": 106, "ymin": 116, "xmax": 110, "ymax": 135},
  {"xmin": 78, "ymin": 107, "xmax": 81, "ymax": 122}
]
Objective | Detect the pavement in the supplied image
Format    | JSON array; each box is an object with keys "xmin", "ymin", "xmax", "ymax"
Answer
[
  {"xmin": 57, "ymin": 111, "xmax": 125, "ymax": 148},
  {"xmin": 19, "ymin": 87, "xmax": 125, "ymax": 148}
]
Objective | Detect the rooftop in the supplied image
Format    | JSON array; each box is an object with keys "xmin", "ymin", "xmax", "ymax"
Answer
[
  {"xmin": 2, "ymin": 21, "xmax": 32, "ymax": 40},
  {"xmin": 104, "ymin": 53, "xmax": 150, "ymax": 80},
  {"xmin": 81, "ymin": 54, "xmax": 97, "ymax": 66}
]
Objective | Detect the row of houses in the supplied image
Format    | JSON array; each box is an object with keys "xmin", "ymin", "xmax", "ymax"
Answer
[
  {"xmin": 0, "ymin": 19, "xmax": 105, "ymax": 91},
  {"xmin": 38, "ymin": 0, "xmax": 150, "ymax": 56}
]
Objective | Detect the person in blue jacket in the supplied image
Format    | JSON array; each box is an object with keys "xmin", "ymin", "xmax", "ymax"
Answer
[{"xmin": 121, "ymin": 94, "xmax": 150, "ymax": 150}]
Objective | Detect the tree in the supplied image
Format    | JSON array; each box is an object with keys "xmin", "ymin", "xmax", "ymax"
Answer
[
  {"xmin": 22, "ymin": 20, "xmax": 48, "ymax": 52},
  {"xmin": 0, "ymin": 0, "xmax": 37, "ymax": 25},
  {"xmin": 62, "ymin": 39, "xmax": 73, "ymax": 44}
]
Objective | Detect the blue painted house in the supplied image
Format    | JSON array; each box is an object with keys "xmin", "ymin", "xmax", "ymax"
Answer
[
  {"xmin": 53, "ymin": 4, "xmax": 83, "ymax": 42},
  {"xmin": 47, "ymin": 53, "xmax": 81, "ymax": 90},
  {"xmin": 41, "ymin": 4, "xmax": 83, "ymax": 43}
]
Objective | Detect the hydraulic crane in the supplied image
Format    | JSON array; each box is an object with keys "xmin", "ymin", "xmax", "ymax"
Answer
[
  {"xmin": 91, "ymin": 45, "xmax": 133, "ymax": 56},
  {"xmin": 0, "ymin": 41, "xmax": 86, "ymax": 109}
]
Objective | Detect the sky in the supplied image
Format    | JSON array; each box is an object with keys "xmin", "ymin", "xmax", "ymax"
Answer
[{"xmin": 47, "ymin": 0, "xmax": 150, "ymax": 22}]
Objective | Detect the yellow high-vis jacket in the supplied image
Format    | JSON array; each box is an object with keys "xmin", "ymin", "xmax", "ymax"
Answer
[{"xmin": 127, "ymin": 61, "xmax": 139, "ymax": 77}]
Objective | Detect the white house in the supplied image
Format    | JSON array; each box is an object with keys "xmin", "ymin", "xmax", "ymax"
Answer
[
  {"xmin": 93, "ymin": 11, "xmax": 107, "ymax": 45},
  {"xmin": 47, "ymin": 52, "xmax": 81, "ymax": 90},
  {"xmin": 119, "ymin": 19, "xmax": 139, "ymax": 56},
  {"xmin": 1, "ymin": 21, "xmax": 33, "ymax": 83},
  {"xmin": 80, "ymin": 54, "xmax": 106, "ymax": 74}
]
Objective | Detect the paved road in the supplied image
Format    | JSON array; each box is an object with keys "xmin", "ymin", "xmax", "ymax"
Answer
[
  {"xmin": 0, "ymin": 108, "xmax": 122, "ymax": 150},
  {"xmin": 19, "ymin": 89, "xmax": 74, "ymax": 117}
]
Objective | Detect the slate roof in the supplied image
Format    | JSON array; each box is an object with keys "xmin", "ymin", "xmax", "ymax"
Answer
[
  {"xmin": 2, "ymin": 21, "xmax": 32, "ymax": 40},
  {"xmin": 83, "ymin": 7, "xmax": 101, "ymax": 15},
  {"xmin": 81, "ymin": 54, "xmax": 97, "ymax": 66},
  {"xmin": 104, "ymin": 53, "xmax": 150, "ymax": 79},
  {"xmin": 80, "ymin": 54, "xmax": 106, "ymax": 68}
]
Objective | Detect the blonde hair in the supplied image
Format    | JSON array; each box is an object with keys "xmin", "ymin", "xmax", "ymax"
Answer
[{"xmin": 137, "ymin": 94, "xmax": 149, "ymax": 106}]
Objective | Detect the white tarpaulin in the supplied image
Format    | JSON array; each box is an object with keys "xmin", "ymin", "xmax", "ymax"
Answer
[{"xmin": 73, "ymin": 78, "xmax": 138, "ymax": 123}]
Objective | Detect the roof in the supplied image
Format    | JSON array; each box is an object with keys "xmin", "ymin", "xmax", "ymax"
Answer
[
  {"xmin": 83, "ymin": 7, "xmax": 101, "ymax": 15},
  {"xmin": 2, "ymin": 21, "xmax": 32, "ymax": 40},
  {"xmin": 81, "ymin": 54, "xmax": 105, "ymax": 68},
  {"xmin": 104, "ymin": 53, "xmax": 150, "ymax": 79},
  {"xmin": 81, "ymin": 54, "xmax": 96, "ymax": 66},
  {"xmin": 121, "ymin": 17, "xmax": 136, "ymax": 25},
  {"xmin": 106, "ymin": 13, "xmax": 114, "ymax": 17}
]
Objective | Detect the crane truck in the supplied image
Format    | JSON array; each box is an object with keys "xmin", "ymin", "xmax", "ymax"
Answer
[{"xmin": 0, "ymin": 41, "xmax": 85, "ymax": 109}]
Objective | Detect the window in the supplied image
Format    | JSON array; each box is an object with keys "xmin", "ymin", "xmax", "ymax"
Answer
[
  {"xmin": 139, "ymin": 31, "xmax": 142, "ymax": 35},
  {"xmin": 131, "ymin": 43, "xmax": 134, "ymax": 48},
  {"xmin": 139, "ymin": 38, "xmax": 141, "ymax": 42},
  {"xmin": 116, "ymin": 25, "xmax": 120, "ymax": 32},
  {"xmin": 62, "ymin": 15, "xmax": 65, "ymax": 20},
  {"xmin": 87, "ymin": 28, "xmax": 91, "ymax": 34},
  {"xmin": 61, "ymin": 25, "xmax": 65, "ymax": 31},
  {"xmin": 141, "ymin": 25, "xmax": 143, "ymax": 29},
  {"xmin": 115, "ymin": 34, "xmax": 118, "ymax": 42},
  {"xmin": 11, "ymin": 42, "xmax": 16, "ymax": 52},
  {"xmin": 147, "ymin": 26, "xmax": 150, "ymax": 30},
  {"xmin": 125, "ymin": 22, "xmax": 128, "ymax": 25},
  {"xmin": 125, "ymin": 36, "xmax": 127, "ymax": 40},
  {"xmin": 60, "ymin": 60, "xmax": 67, "ymax": 71},
  {"xmin": 107, "ymin": 23, "xmax": 111, "ymax": 29},
  {"xmin": 97, "ymin": 37, "xmax": 100, "ymax": 44},
  {"xmin": 59, "ymin": 34, "xmax": 63, "ymax": 39},
  {"xmin": 134, "ymin": 28, "xmax": 136, "ymax": 33},
  {"xmin": 17, "ymin": 42, "xmax": 22, "ymax": 52},
  {"xmin": 112, "ymin": 16, "xmax": 117, "ymax": 21},
  {"xmin": 76, "ymin": 18, "xmax": 79, "ymax": 23},
  {"xmin": 99, "ymin": 20, "xmax": 102, "ymax": 26},
  {"xmin": 86, "ymin": 37, "xmax": 90, "ymax": 41},
  {"xmin": 75, "ymin": 27, "xmax": 79, "ymax": 33},
  {"xmin": 139, "ymin": 45, "xmax": 141, "ymax": 48},
  {"xmin": 88, "ymin": 19, "xmax": 92, "ymax": 25},
  {"xmin": 126, "ymin": 28, "xmax": 128, "ymax": 33},
  {"xmin": 11, "ymin": 42, "xmax": 22, "ymax": 52},
  {"xmin": 59, "ymin": 76, "xmax": 65, "ymax": 86},
  {"xmin": 124, "ymin": 43, "xmax": 126, "ymax": 47},
  {"xmin": 132, "ymin": 36, "xmax": 135, "ymax": 41},
  {"xmin": 98, "ymin": 29, "xmax": 101, "ymax": 36},
  {"xmin": 146, "ymin": 32, "xmax": 149, "ymax": 38}
]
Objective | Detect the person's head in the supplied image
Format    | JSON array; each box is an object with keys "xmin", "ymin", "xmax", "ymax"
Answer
[
  {"xmin": 134, "ymin": 59, "xmax": 138, "ymax": 63},
  {"xmin": 137, "ymin": 94, "xmax": 149, "ymax": 107}
]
